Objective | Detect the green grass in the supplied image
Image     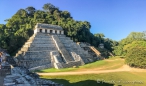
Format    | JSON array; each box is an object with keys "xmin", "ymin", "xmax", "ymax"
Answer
[
  {"xmin": 34, "ymin": 60, "xmax": 106, "ymax": 73},
  {"xmin": 35, "ymin": 57, "xmax": 124, "ymax": 73},
  {"xmin": 41, "ymin": 72, "xmax": 146, "ymax": 86},
  {"xmin": 39, "ymin": 56, "xmax": 146, "ymax": 86}
]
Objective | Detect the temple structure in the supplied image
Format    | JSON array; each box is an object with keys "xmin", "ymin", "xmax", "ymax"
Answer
[
  {"xmin": 34, "ymin": 23, "xmax": 64, "ymax": 35},
  {"xmin": 14, "ymin": 23, "xmax": 100, "ymax": 70}
]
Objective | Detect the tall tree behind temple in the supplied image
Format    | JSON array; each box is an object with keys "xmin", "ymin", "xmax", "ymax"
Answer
[{"xmin": 0, "ymin": 3, "xmax": 116, "ymax": 55}]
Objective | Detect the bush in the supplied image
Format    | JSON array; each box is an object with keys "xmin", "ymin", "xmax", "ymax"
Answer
[{"xmin": 125, "ymin": 48, "xmax": 146, "ymax": 68}]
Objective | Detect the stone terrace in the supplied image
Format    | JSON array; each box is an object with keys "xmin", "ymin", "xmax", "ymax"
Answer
[{"xmin": 14, "ymin": 23, "xmax": 98, "ymax": 70}]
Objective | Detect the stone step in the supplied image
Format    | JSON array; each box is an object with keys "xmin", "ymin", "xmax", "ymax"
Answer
[
  {"xmin": 18, "ymin": 58, "xmax": 52, "ymax": 68},
  {"xmin": 52, "ymin": 35, "xmax": 74, "ymax": 62},
  {"xmin": 57, "ymin": 34, "xmax": 66, "ymax": 37},
  {"xmin": 32, "ymin": 40, "xmax": 54, "ymax": 44},
  {"xmin": 28, "ymin": 47, "xmax": 57, "ymax": 51},
  {"xmin": 24, "ymin": 51, "xmax": 50, "ymax": 55},
  {"xmin": 23, "ymin": 55, "xmax": 51, "ymax": 60},
  {"xmin": 16, "ymin": 35, "xmax": 35, "ymax": 56},
  {"xmin": 30, "ymin": 44, "xmax": 56, "ymax": 47},
  {"xmin": 61, "ymin": 61, "xmax": 81, "ymax": 68},
  {"xmin": 29, "ymin": 63, "xmax": 52, "ymax": 71},
  {"xmin": 33, "ymin": 39, "xmax": 53, "ymax": 42}
]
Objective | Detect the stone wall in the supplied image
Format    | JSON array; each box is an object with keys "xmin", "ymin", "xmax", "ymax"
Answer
[
  {"xmin": 14, "ymin": 33, "xmax": 58, "ymax": 70},
  {"xmin": 14, "ymin": 30, "xmax": 99, "ymax": 70},
  {"xmin": 3, "ymin": 67, "xmax": 63, "ymax": 86},
  {"xmin": 58, "ymin": 35, "xmax": 94, "ymax": 63},
  {"xmin": 52, "ymin": 35, "xmax": 74, "ymax": 62}
]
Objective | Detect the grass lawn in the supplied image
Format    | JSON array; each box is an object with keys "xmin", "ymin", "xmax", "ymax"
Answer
[
  {"xmin": 41, "ymin": 72, "xmax": 146, "ymax": 86},
  {"xmin": 35, "ymin": 56, "xmax": 124, "ymax": 73}
]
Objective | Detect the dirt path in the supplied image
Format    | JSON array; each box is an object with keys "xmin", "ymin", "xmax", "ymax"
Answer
[{"xmin": 37, "ymin": 65, "xmax": 146, "ymax": 76}]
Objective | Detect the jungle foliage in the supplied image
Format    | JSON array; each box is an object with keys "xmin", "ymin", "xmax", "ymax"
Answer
[
  {"xmin": 0, "ymin": 3, "xmax": 117, "ymax": 55},
  {"xmin": 113, "ymin": 32, "xmax": 146, "ymax": 68}
]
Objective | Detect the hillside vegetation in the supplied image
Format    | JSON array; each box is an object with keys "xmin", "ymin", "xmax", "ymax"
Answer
[
  {"xmin": 0, "ymin": 3, "xmax": 146, "ymax": 69},
  {"xmin": 0, "ymin": 3, "xmax": 117, "ymax": 55},
  {"xmin": 113, "ymin": 32, "xmax": 146, "ymax": 68}
]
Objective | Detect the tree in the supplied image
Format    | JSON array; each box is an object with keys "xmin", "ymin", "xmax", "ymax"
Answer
[
  {"xmin": 0, "ymin": 2, "xmax": 117, "ymax": 55},
  {"xmin": 113, "ymin": 32, "xmax": 146, "ymax": 56},
  {"xmin": 125, "ymin": 47, "xmax": 146, "ymax": 68},
  {"xmin": 25, "ymin": 6, "xmax": 36, "ymax": 16},
  {"xmin": 42, "ymin": 3, "xmax": 56, "ymax": 13},
  {"xmin": 16, "ymin": 9, "xmax": 28, "ymax": 17},
  {"xmin": 124, "ymin": 41, "xmax": 146, "ymax": 52},
  {"xmin": 127, "ymin": 32, "xmax": 146, "ymax": 40},
  {"xmin": 61, "ymin": 11, "xmax": 71, "ymax": 19}
]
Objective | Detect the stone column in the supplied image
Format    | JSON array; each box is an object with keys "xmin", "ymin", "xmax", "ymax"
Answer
[
  {"xmin": 47, "ymin": 29, "xmax": 50, "ymax": 33},
  {"xmin": 57, "ymin": 30, "xmax": 60, "ymax": 34},
  {"xmin": 61, "ymin": 31, "xmax": 64, "ymax": 34},
  {"xmin": 53, "ymin": 30, "xmax": 55, "ymax": 33},
  {"xmin": 37, "ymin": 28, "xmax": 40, "ymax": 32},
  {"xmin": 42, "ymin": 29, "xmax": 45, "ymax": 33}
]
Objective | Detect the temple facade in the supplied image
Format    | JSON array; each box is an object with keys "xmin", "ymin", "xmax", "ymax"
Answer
[{"xmin": 34, "ymin": 23, "xmax": 64, "ymax": 34}]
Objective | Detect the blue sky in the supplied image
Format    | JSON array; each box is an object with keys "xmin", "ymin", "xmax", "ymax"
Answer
[{"xmin": 0, "ymin": 0, "xmax": 146, "ymax": 41}]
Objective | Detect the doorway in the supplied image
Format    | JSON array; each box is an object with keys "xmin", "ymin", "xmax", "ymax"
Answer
[
  {"xmin": 40, "ymin": 29, "xmax": 42, "ymax": 32},
  {"xmin": 50, "ymin": 30, "xmax": 52, "ymax": 33},
  {"xmin": 45, "ymin": 29, "xmax": 47, "ymax": 33}
]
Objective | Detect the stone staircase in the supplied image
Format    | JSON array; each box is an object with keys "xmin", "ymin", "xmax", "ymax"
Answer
[
  {"xmin": 61, "ymin": 61, "xmax": 82, "ymax": 68},
  {"xmin": 89, "ymin": 46, "xmax": 104, "ymax": 60},
  {"xmin": 14, "ymin": 32, "xmax": 100, "ymax": 70},
  {"xmin": 52, "ymin": 35, "xmax": 74, "ymax": 62},
  {"xmin": 14, "ymin": 33, "xmax": 58, "ymax": 70},
  {"xmin": 58, "ymin": 35, "xmax": 94, "ymax": 63},
  {"xmin": 15, "ymin": 34, "xmax": 36, "ymax": 57},
  {"xmin": 89, "ymin": 46, "xmax": 101, "ymax": 55},
  {"xmin": 108, "ymin": 51, "xmax": 115, "ymax": 57}
]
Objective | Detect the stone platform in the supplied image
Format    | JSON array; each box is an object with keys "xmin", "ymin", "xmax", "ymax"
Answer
[{"xmin": 14, "ymin": 23, "xmax": 99, "ymax": 70}]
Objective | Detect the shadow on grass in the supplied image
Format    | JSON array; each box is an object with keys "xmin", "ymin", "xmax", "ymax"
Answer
[
  {"xmin": 46, "ymin": 79, "xmax": 116, "ymax": 86},
  {"xmin": 33, "ymin": 68, "xmax": 78, "ymax": 73}
]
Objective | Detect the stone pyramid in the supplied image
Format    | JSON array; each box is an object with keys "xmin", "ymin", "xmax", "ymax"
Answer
[{"xmin": 14, "ymin": 23, "xmax": 98, "ymax": 71}]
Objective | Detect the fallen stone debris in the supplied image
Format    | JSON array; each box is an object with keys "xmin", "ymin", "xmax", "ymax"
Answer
[
  {"xmin": 3, "ymin": 67, "xmax": 63, "ymax": 86},
  {"xmin": 0, "ymin": 49, "xmax": 63, "ymax": 86}
]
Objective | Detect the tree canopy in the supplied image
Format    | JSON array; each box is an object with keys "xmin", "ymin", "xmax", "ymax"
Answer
[
  {"xmin": 125, "ymin": 46, "xmax": 146, "ymax": 68},
  {"xmin": 112, "ymin": 32, "xmax": 146, "ymax": 68},
  {"xmin": 113, "ymin": 32, "xmax": 146, "ymax": 56},
  {"xmin": 0, "ymin": 3, "xmax": 116, "ymax": 55}
]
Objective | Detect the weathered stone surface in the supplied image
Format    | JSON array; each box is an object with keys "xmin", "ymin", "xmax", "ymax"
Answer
[
  {"xmin": 3, "ymin": 67, "xmax": 63, "ymax": 86},
  {"xmin": 14, "ymin": 23, "xmax": 99, "ymax": 70},
  {"xmin": 0, "ymin": 49, "xmax": 63, "ymax": 86}
]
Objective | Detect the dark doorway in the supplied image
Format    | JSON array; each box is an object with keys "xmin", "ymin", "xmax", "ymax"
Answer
[
  {"xmin": 60, "ymin": 31, "xmax": 61, "ymax": 34},
  {"xmin": 50, "ymin": 30, "xmax": 52, "ymax": 33},
  {"xmin": 40, "ymin": 29, "xmax": 42, "ymax": 32},
  {"xmin": 55, "ymin": 30, "xmax": 57, "ymax": 34},
  {"xmin": 45, "ymin": 29, "xmax": 47, "ymax": 33}
]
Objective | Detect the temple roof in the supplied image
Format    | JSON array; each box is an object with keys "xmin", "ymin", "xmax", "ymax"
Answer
[{"xmin": 37, "ymin": 23, "xmax": 63, "ymax": 30}]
